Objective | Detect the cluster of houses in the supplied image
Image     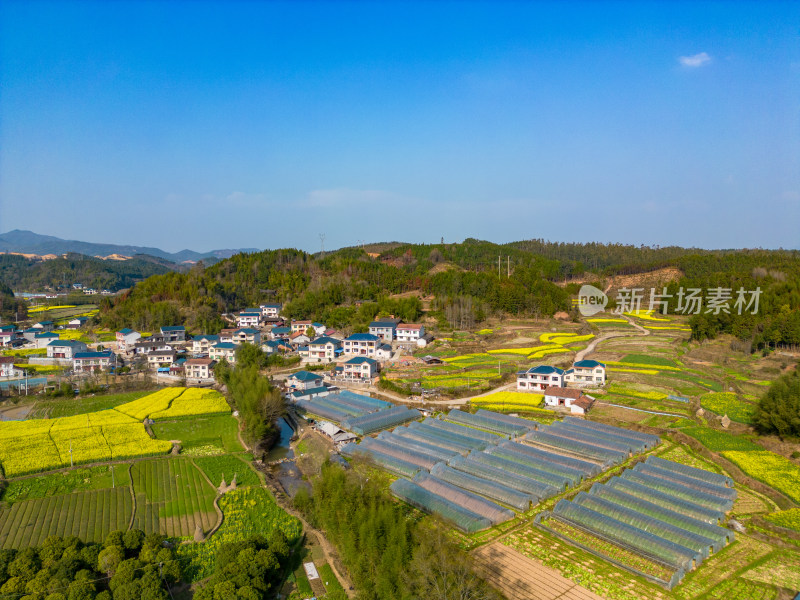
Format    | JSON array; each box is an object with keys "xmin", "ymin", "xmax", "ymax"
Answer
[{"xmin": 516, "ymin": 360, "xmax": 607, "ymax": 415}]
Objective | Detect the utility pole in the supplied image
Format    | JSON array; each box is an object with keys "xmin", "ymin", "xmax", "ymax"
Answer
[
  {"xmin": 319, "ymin": 233, "xmax": 326, "ymax": 258},
  {"xmin": 498, "ymin": 256, "xmax": 501, "ymax": 278},
  {"xmin": 507, "ymin": 256, "xmax": 510, "ymax": 278}
]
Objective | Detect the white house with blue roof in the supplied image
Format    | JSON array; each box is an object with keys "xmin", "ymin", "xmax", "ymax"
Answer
[
  {"xmin": 260, "ymin": 303, "xmax": 282, "ymax": 318},
  {"xmin": 343, "ymin": 332, "xmax": 380, "ymax": 357},
  {"xmin": 116, "ymin": 328, "xmax": 141, "ymax": 351},
  {"xmin": 565, "ymin": 359, "xmax": 606, "ymax": 385},
  {"xmin": 47, "ymin": 339, "xmax": 88, "ymax": 359},
  {"xmin": 307, "ymin": 336, "xmax": 342, "ymax": 362},
  {"xmin": 237, "ymin": 310, "xmax": 262, "ymax": 328},
  {"xmin": 286, "ymin": 370, "xmax": 325, "ymax": 391},
  {"xmin": 209, "ymin": 342, "xmax": 237, "ymax": 363},
  {"xmin": 160, "ymin": 326, "xmax": 186, "ymax": 343},
  {"xmin": 35, "ymin": 331, "xmax": 60, "ymax": 349},
  {"xmin": 517, "ymin": 365, "xmax": 565, "ymax": 392},
  {"xmin": 341, "ymin": 356, "xmax": 379, "ymax": 381},
  {"xmin": 192, "ymin": 334, "xmax": 219, "ymax": 353}
]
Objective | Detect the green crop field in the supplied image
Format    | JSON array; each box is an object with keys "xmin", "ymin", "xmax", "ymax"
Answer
[
  {"xmin": 43, "ymin": 390, "xmax": 158, "ymax": 418},
  {"xmin": 0, "ymin": 487, "xmax": 133, "ymax": 549},
  {"xmin": 0, "ymin": 464, "xmax": 129, "ymax": 503},
  {"xmin": 700, "ymin": 392, "xmax": 755, "ymax": 424},
  {"xmin": 151, "ymin": 414, "xmax": 243, "ymax": 454},
  {"xmin": 130, "ymin": 458, "xmax": 218, "ymax": 536},
  {"xmin": 193, "ymin": 454, "xmax": 261, "ymax": 488}
]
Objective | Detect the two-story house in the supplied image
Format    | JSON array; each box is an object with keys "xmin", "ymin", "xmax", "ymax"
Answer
[
  {"xmin": 31, "ymin": 321, "xmax": 55, "ymax": 332},
  {"xmin": 160, "ymin": 326, "xmax": 186, "ymax": 343},
  {"xmin": 0, "ymin": 356, "xmax": 20, "ymax": 378},
  {"xmin": 185, "ymin": 357, "xmax": 216, "ymax": 379},
  {"xmin": 341, "ymin": 356, "xmax": 378, "ymax": 381},
  {"xmin": 73, "ymin": 351, "xmax": 117, "ymax": 373},
  {"xmin": 133, "ymin": 340, "xmax": 174, "ymax": 355},
  {"xmin": 306, "ymin": 336, "xmax": 342, "ymax": 362},
  {"xmin": 368, "ymin": 318, "xmax": 401, "ymax": 341},
  {"xmin": 517, "ymin": 365, "xmax": 565, "ymax": 392},
  {"xmin": 147, "ymin": 350, "xmax": 176, "ymax": 369},
  {"xmin": 395, "ymin": 323, "xmax": 425, "ymax": 343},
  {"xmin": 260, "ymin": 303, "xmax": 282, "ymax": 318},
  {"xmin": 290, "ymin": 320, "xmax": 326, "ymax": 336},
  {"xmin": 237, "ymin": 310, "xmax": 262, "ymax": 328},
  {"xmin": 47, "ymin": 339, "xmax": 88, "ymax": 359},
  {"xmin": 286, "ymin": 370, "xmax": 324, "ymax": 391},
  {"xmin": 342, "ymin": 333, "xmax": 380, "ymax": 357},
  {"xmin": 35, "ymin": 332, "xmax": 60, "ymax": 349},
  {"xmin": 232, "ymin": 328, "xmax": 261, "ymax": 345},
  {"xmin": 209, "ymin": 342, "xmax": 237, "ymax": 363},
  {"xmin": 270, "ymin": 326, "xmax": 291, "ymax": 340},
  {"xmin": 66, "ymin": 317, "xmax": 89, "ymax": 329},
  {"xmin": 564, "ymin": 360, "xmax": 606, "ymax": 386},
  {"xmin": 116, "ymin": 328, "xmax": 141, "ymax": 351},
  {"xmin": 192, "ymin": 334, "xmax": 219, "ymax": 353}
]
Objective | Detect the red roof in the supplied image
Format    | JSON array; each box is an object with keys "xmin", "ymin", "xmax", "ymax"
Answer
[
  {"xmin": 397, "ymin": 323, "xmax": 423, "ymax": 330},
  {"xmin": 573, "ymin": 396, "xmax": 594, "ymax": 410},
  {"xmin": 544, "ymin": 386, "xmax": 583, "ymax": 399},
  {"xmin": 0, "ymin": 356, "xmax": 15, "ymax": 364},
  {"xmin": 186, "ymin": 358, "xmax": 214, "ymax": 366}
]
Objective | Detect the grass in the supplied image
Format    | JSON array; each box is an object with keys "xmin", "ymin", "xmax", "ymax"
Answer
[
  {"xmin": 763, "ymin": 508, "xmax": 800, "ymax": 532},
  {"xmin": 682, "ymin": 428, "xmax": 763, "ymax": 452},
  {"xmin": 318, "ymin": 563, "xmax": 345, "ymax": 595},
  {"xmin": 619, "ymin": 354, "xmax": 679, "ymax": 367},
  {"xmin": 151, "ymin": 414, "xmax": 243, "ymax": 453},
  {"xmin": 46, "ymin": 390, "xmax": 157, "ymax": 417},
  {"xmin": 192, "ymin": 454, "xmax": 261, "ymax": 487},
  {"xmin": 0, "ymin": 464, "xmax": 129, "ymax": 503}
]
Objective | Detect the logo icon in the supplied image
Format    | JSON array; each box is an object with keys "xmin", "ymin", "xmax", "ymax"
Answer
[{"xmin": 577, "ymin": 285, "xmax": 608, "ymax": 316}]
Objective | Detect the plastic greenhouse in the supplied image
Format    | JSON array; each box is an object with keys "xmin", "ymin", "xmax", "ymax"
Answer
[
  {"xmin": 359, "ymin": 437, "xmax": 442, "ymax": 470},
  {"xmin": 392, "ymin": 426, "xmax": 474, "ymax": 455},
  {"xmin": 620, "ymin": 470, "xmax": 734, "ymax": 512},
  {"xmin": 390, "ymin": 478, "xmax": 492, "ymax": 533},
  {"xmin": 413, "ymin": 472, "xmax": 515, "ymax": 525},
  {"xmin": 407, "ymin": 421, "xmax": 492, "ymax": 451},
  {"xmin": 500, "ymin": 440, "xmax": 602, "ymax": 477},
  {"xmin": 645, "ymin": 455, "xmax": 733, "ymax": 488},
  {"xmin": 377, "ymin": 432, "xmax": 458, "ymax": 463},
  {"xmin": 340, "ymin": 443, "xmax": 420, "ymax": 478},
  {"xmin": 448, "ymin": 455, "xmax": 559, "ymax": 499},
  {"xmin": 633, "ymin": 463, "xmax": 737, "ymax": 501},
  {"xmin": 445, "ymin": 409, "xmax": 530, "ymax": 437},
  {"xmin": 310, "ymin": 396, "xmax": 370, "ymax": 417},
  {"xmin": 422, "ymin": 417, "xmax": 504, "ymax": 444},
  {"xmin": 469, "ymin": 450, "xmax": 571, "ymax": 490},
  {"xmin": 588, "ymin": 484, "xmax": 734, "ymax": 547},
  {"xmin": 572, "ymin": 493, "xmax": 720, "ymax": 556},
  {"xmin": 562, "ymin": 416, "xmax": 660, "ymax": 448},
  {"xmin": 486, "ymin": 445, "xmax": 585, "ymax": 486},
  {"xmin": 550, "ymin": 421, "xmax": 650, "ymax": 454},
  {"xmin": 475, "ymin": 409, "xmax": 539, "ymax": 432},
  {"xmin": 524, "ymin": 429, "xmax": 627, "ymax": 466},
  {"xmin": 296, "ymin": 399, "xmax": 351, "ymax": 422},
  {"xmin": 342, "ymin": 406, "xmax": 421, "ymax": 435},
  {"xmin": 608, "ymin": 477, "xmax": 726, "ymax": 523},
  {"xmin": 429, "ymin": 463, "xmax": 534, "ymax": 511},
  {"xmin": 334, "ymin": 390, "xmax": 392, "ymax": 411},
  {"xmin": 545, "ymin": 422, "xmax": 635, "ymax": 455}
]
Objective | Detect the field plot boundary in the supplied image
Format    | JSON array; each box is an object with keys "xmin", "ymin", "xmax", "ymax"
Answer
[{"xmin": 473, "ymin": 542, "xmax": 605, "ymax": 600}]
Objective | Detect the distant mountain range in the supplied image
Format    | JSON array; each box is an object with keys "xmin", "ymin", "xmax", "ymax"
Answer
[{"xmin": 0, "ymin": 230, "xmax": 260, "ymax": 264}]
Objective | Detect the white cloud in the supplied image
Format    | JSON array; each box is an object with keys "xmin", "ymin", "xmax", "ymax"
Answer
[{"xmin": 679, "ymin": 52, "xmax": 711, "ymax": 68}]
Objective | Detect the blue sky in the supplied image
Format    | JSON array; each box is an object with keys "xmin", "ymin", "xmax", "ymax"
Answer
[{"xmin": 1, "ymin": 1, "xmax": 798, "ymax": 253}]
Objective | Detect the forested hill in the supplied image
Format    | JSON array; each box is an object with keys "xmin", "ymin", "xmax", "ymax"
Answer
[
  {"xmin": 97, "ymin": 239, "xmax": 800, "ymax": 351},
  {"xmin": 0, "ymin": 253, "xmax": 174, "ymax": 292}
]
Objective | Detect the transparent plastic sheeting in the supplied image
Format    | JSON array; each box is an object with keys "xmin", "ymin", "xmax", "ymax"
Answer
[
  {"xmin": 309, "ymin": 396, "xmax": 370, "ymax": 417},
  {"xmin": 334, "ymin": 390, "xmax": 393, "ymax": 411},
  {"xmin": 634, "ymin": 463, "xmax": 737, "ymax": 501},
  {"xmin": 589, "ymin": 484, "xmax": 734, "ymax": 547},
  {"xmin": 407, "ymin": 421, "xmax": 491, "ymax": 451},
  {"xmin": 620, "ymin": 470, "xmax": 734, "ymax": 512},
  {"xmin": 342, "ymin": 405, "xmax": 421, "ymax": 435},
  {"xmin": 550, "ymin": 499, "xmax": 700, "ymax": 571},
  {"xmin": 524, "ymin": 429, "xmax": 626, "ymax": 467},
  {"xmin": 339, "ymin": 443, "xmax": 420, "ymax": 478},
  {"xmin": 445, "ymin": 409, "xmax": 530, "ymax": 437},
  {"xmin": 295, "ymin": 399, "xmax": 351, "ymax": 423},
  {"xmin": 390, "ymin": 478, "xmax": 492, "ymax": 533},
  {"xmin": 500, "ymin": 441, "xmax": 602, "ymax": 478},
  {"xmin": 562, "ymin": 416, "xmax": 660, "ymax": 448},
  {"xmin": 377, "ymin": 432, "xmax": 458, "ymax": 463},
  {"xmin": 572, "ymin": 493, "xmax": 720, "ymax": 556},
  {"xmin": 422, "ymin": 417, "xmax": 504, "ymax": 444},
  {"xmin": 645, "ymin": 455, "xmax": 733, "ymax": 488},
  {"xmin": 448, "ymin": 454, "xmax": 559, "ymax": 499},
  {"xmin": 549, "ymin": 421, "xmax": 650, "ymax": 454},
  {"xmin": 607, "ymin": 477, "xmax": 725, "ymax": 524},
  {"xmin": 392, "ymin": 426, "xmax": 474, "ymax": 455},
  {"xmin": 475, "ymin": 409, "xmax": 539, "ymax": 432},
  {"xmin": 486, "ymin": 445, "xmax": 585, "ymax": 486},
  {"xmin": 316, "ymin": 393, "xmax": 380, "ymax": 416},
  {"xmin": 545, "ymin": 422, "xmax": 635, "ymax": 455},
  {"xmin": 359, "ymin": 437, "xmax": 441, "ymax": 470},
  {"xmin": 413, "ymin": 472, "xmax": 515, "ymax": 525},
  {"xmin": 429, "ymin": 463, "xmax": 534, "ymax": 511},
  {"xmin": 467, "ymin": 450, "xmax": 570, "ymax": 490}
]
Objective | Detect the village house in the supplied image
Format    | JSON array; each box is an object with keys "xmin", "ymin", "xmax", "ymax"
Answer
[
  {"xmin": 269, "ymin": 326, "xmax": 291, "ymax": 340},
  {"xmin": 147, "ymin": 350, "xmax": 176, "ymax": 369},
  {"xmin": 395, "ymin": 323, "xmax": 425, "ymax": 344},
  {"xmin": 231, "ymin": 328, "xmax": 261, "ymax": 345},
  {"xmin": 286, "ymin": 370, "xmax": 324, "ymax": 391},
  {"xmin": 341, "ymin": 356, "xmax": 378, "ymax": 382},
  {"xmin": 342, "ymin": 333, "xmax": 380, "ymax": 357},
  {"xmin": 237, "ymin": 310, "xmax": 262, "ymax": 328},
  {"xmin": 306, "ymin": 336, "xmax": 342, "ymax": 362},
  {"xmin": 260, "ymin": 303, "xmax": 282, "ymax": 318},
  {"xmin": 191, "ymin": 334, "xmax": 219, "ymax": 353},
  {"xmin": 564, "ymin": 360, "xmax": 607, "ymax": 386},
  {"xmin": 0, "ymin": 329, "xmax": 22, "ymax": 347},
  {"xmin": 0, "ymin": 356, "xmax": 20, "ymax": 378},
  {"xmin": 73, "ymin": 350, "xmax": 117, "ymax": 373},
  {"xmin": 289, "ymin": 331, "xmax": 311, "ymax": 346},
  {"xmin": 217, "ymin": 329, "xmax": 237, "ymax": 344},
  {"xmin": 184, "ymin": 357, "xmax": 216, "ymax": 379},
  {"xmin": 31, "ymin": 321, "xmax": 54, "ymax": 332},
  {"xmin": 35, "ymin": 332, "xmax": 60, "ymax": 349},
  {"xmin": 517, "ymin": 365, "xmax": 565, "ymax": 391},
  {"xmin": 21, "ymin": 328, "xmax": 40, "ymax": 343},
  {"xmin": 160, "ymin": 326, "xmax": 186, "ymax": 343},
  {"xmin": 66, "ymin": 317, "xmax": 89, "ymax": 329},
  {"xmin": 290, "ymin": 320, "xmax": 326, "ymax": 336},
  {"xmin": 209, "ymin": 342, "xmax": 237, "ymax": 363},
  {"xmin": 543, "ymin": 386, "xmax": 596, "ymax": 415},
  {"xmin": 47, "ymin": 339, "xmax": 88, "ymax": 359},
  {"xmin": 375, "ymin": 343, "xmax": 393, "ymax": 361},
  {"xmin": 368, "ymin": 318, "xmax": 401, "ymax": 341},
  {"xmin": 133, "ymin": 340, "xmax": 174, "ymax": 355},
  {"xmin": 116, "ymin": 328, "xmax": 141, "ymax": 351},
  {"xmin": 262, "ymin": 340, "xmax": 289, "ymax": 355}
]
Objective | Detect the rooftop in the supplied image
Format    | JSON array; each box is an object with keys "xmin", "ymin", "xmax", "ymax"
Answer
[
  {"xmin": 290, "ymin": 370, "xmax": 324, "ymax": 381},
  {"xmin": 574, "ymin": 359, "xmax": 605, "ymax": 368},
  {"xmin": 345, "ymin": 333, "xmax": 379, "ymax": 342}
]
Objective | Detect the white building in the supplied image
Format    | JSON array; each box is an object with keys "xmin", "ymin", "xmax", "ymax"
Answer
[
  {"xmin": 517, "ymin": 365, "xmax": 565, "ymax": 392},
  {"xmin": 395, "ymin": 324, "xmax": 425, "ymax": 343},
  {"xmin": 543, "ymin": 386, "xmax": 595, "ymax": 415},
  {"xmin": 565, "ymin": 360, "xmax": 607, "ymax": 386},
  {"xmin": 47, "ymin": 339, "xmax": 88, "ymax": 359}
]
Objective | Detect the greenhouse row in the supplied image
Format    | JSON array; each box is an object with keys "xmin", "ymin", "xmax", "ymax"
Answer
[
  {"xmin": 341, "ymin": 405, "xmax": 422, "ymax": 435},
  {"xmin": 390, "ymin": 478, "xmax": 492, "ymax": 533},
  {"xmin": 524, "ymin": 428, "xmax": 628, "ymax": 467},
  {"xmin": 535, "ymin": 456, "xmax": 736, "ymax": 589},
  {"xmin": 340, "ymin": 441, "xmax": 420, "ymax": 478},
  {"xmin": 445, "ymin": 409, "xmax": 535, "ymax": 437},
  {"xmin": 295, "ymin": 391, "xmax": 393, "ymax": 423}
]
